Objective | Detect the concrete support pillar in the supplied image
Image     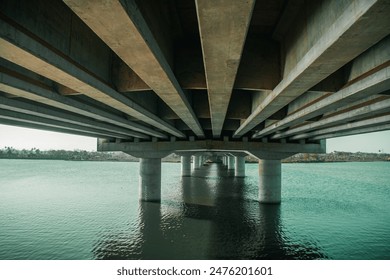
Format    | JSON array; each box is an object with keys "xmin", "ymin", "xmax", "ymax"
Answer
[
  {"xmin": 193, "ymin": 155, "xmax": 201, "ymax": 170},
  {"xmin": 235, "ymin": 156, "xmax": 245, "ymax": 177},
  {"xmin": 181, "ymin": 155, "xmax": 191, "ymax": 177},
  {"xmin": 258, "ymin": 159, "xmax": 281, "ymax": 204},
  {"xmin": 228, "ymin": 156, "xmax": 235, "ymax": 170},
  {"xmin": 139, "ymin": 158, "xmax": 161, "ymax": 202}
]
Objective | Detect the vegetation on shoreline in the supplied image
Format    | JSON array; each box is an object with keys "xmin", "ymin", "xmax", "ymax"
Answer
[{"xmin": 0, "ymin": 147, "xmax": 389, "ymax": 163}]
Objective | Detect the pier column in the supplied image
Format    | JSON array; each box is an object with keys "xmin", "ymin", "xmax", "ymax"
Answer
[
  {"xmin": 181, "ymin": 155, "xmax": 192, "ymax": 177},
  {"xmin": 258, "ymin": 159, "xmax": 281, "ymax": 204},
  {"xmin": 193, "ymin": 155, "xmax": 201, "ymax": 170},
  {"xmin": 139, "ymin": 158, "xmax": 161, "ymax": 202},
  {"xmin": 228, "ymin": 156, "xmax": 235, "ymax": 170},
  {"xmin": 235, "ymin": 156, "xmax": 245, "ymax": 177}
]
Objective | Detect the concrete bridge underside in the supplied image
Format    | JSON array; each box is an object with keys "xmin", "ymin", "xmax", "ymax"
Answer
[{"xmin": 1, "ymin": 0, "xmax": 389, "ymax": 203}]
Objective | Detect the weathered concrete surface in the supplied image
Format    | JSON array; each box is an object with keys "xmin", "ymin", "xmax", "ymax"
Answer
[
  {"xmin": 234, "ymin": 156, "xmax": 246, "ymax": 177},
  {"xmin": 63, "ymin": 0, "xmax": 204, "ymax": 137},
  {"xmin": 273, "ymin": 97, "xmax": 390, "ymax": 139},
  {"xmin": 0, "ymin": 0, "xmax": 388, "ymax": 151},
  {"xmin": 139, "ymin": 158, "xmax": 162, "ymax": 202},
  {"xmin": 181, "ymin": 155, "xmax": 192, "ymax": 177},
  {"xmin": 0, "ymin": 96, "xmax": 147, "ymax": 139},
  {"xmin": 291, "ymin": 114, "xmax": 390, "ymax": 140},
  {"xmin": 253, "ymin": 65, "xmax": 390, "ymax": 139},
  {"xmin": 196, "ymin": 0, "xmax": 255, "ymax": 137},
  {"xmin": 0, "ymin": 20, "xmax": 183, "ymax": 138},
  {"xmin": 258, "ymin": 159, "xmax": 281, "ymax": 204},
  {"xmin": 227, "ymin": 156, "xmax": 235, "ymax": 170},
  {"xmin": 234, "ymin": 0, "xmax": 390, "ymax": 137},
  {"xmin": 310, "ymin": 123, "xmax": 390, "ymax": 140},
  {"xmin": 98, "ymin": 139, "xmax": 325, "ymax": 157}
]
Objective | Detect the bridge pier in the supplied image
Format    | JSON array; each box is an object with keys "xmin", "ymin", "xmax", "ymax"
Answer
[
  {"xmin": 181, "ymin": 155, "xmax": 192, "ymax": 177},
  {"xmin": 99, "ymin": 139, "xmax": 325, "ymax": 204},
  {"xmin": 192, "ymin": 155, "xmax": 200, "ymax": 170},
  {"xmin": 139, "ymin": 158, "xmax": 162, "ymax": 202},
  {"xmin": 227, "ymin": 156, "xmax": 235, "ymax": 170},
  {"xmin": 258, "ymin": 159, "xmax": 281, "ymax": 204},
  {"xmin": 235, "ymin": 156, "xmax": 245, "ymax": 177}
]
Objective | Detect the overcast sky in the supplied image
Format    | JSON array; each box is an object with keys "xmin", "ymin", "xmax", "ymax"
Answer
[{"xmin": 0, "ymin": 124, "xmax": 389, "ymax": 153}]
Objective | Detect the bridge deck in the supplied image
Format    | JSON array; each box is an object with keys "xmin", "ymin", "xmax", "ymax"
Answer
[{"xmin": 0, "ymin": 0, "xmax": 389, "ymax": 148}]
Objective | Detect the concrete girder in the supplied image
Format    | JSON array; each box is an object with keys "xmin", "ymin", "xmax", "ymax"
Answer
[
  {"xmin": 273, "ymin": 97, "xmax": 390, "ymax": 139},
  {"xmin": 0, "ymin": 96, "xmax": 148, "ymax": 139},
  {"xmin": 253, "ymin": 65, "xmax": 390, "ymax": 138},
  {"xmin": 0, "ymin": 19, "xmax": 184, "ymax": 138},
  {"xmin": 234, "ymin": 0, "xmax": 390, "ymax": 137},
  {"xmin": 0, "ymin": 72, "xmax": 160, "ymax": 138},
  {"xmin": 290, "ymin": 114, "xmax": 390, "ymax": 141},
  {"xmin": 0, "ymin": 118, "xmax": 114, "ymax": 140},
  {"xmin": 0, "ymin": 109, "xmax": 130, "ymax": 139},
  {"xmin": 98, "ymin": 139, "xmax": 325, "ymax": 160},
  {"xmin": 63, "ymin": 0, "xmax": 203, "ymax": 138},
  {"xmin": 114, "ymin": 37, "xmax": 280, "ymax": 92},
  {"xmin": 309, "ymin": 123, "xmax": 390, "ymax": 140},
  {"xmin": 195, "ymin": 0, "xmax": 255, "ymax": 137}
]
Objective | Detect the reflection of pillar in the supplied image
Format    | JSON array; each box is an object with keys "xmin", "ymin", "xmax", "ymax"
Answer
[
  {"xmin": 258, "ymin": 159, "xmax": 281, "ymax": 204},
  {"xmin": 235, "ymin": 156, "xmax": 245, "ymax": 177},
  {"xmin": 139, "ymin": 158, "xmax": 161, "ymax": 202},
  {"xmin": 181, "ymin": 155, "xmax": 191, "ymax": 177},
  {"xmin": 228, "ymin": 156, "xmax": 235, "ymax": 170},
  {"xmin": 139, "ymin": 201, "xmax": 165, "ymax": 259}
]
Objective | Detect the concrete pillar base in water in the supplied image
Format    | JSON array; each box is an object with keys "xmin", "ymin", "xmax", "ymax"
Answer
[
  {"xmin": 139, "ymin": 158, "xmax": 161, "ymax": 202},
  {"xmin": 193, "ymin": 155, "xmax": 201, "ymax": 170},
  {"xmin": 235, "ymin": 156, "xmax": 245, "ymax": 177},
  {"xmin": 181, "ymin": 155, "xmax": 191, "ymax": 177},
  {"xmin": 258, "ymin": 159, "xmax": 281, "ymax": 204},
  {"xmin": 228, "ymin": 156, "xmax": 235, "ymax": 170}
]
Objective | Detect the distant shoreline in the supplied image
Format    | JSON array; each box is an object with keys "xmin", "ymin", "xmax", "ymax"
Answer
[{"xmin": 0, "ymin": 148, "xmax": 389, "ymax": 163}]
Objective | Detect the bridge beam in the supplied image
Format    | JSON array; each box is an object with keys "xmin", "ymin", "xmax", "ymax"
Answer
[
  {"xmin": 0, "ymin": 109, "xmax": 130, "ymax": 140},
  {"xmin": 63, "ymin": 0, "xmax": 203, "ymax": 137},
  {"xmin": 253, "ymin": 66, "xmax": 390, "ymax": 139},
  {"xmin": 0, "ymin": 96, "xmax": 148, "ymax": 139},
  {"xmin": 0, "ymin": 19, "xmax": 183, "ymax": 138},
  {"xmin": 0, "ymin": 72, "xmax": 158, "ymax": 138},
  {"xmin": 292, "ymin": 114, "xmax": 390, "ymax": 140},
  {"xmin": 273, "ymin": 97, "xmax": 390, "ymax": 140},
  {"xmin": 234, "ymin": 0, "xmax": 390, "ymax": 137},
  {"xmin": 0, "ymin": 118, "xmax": 114, "ymax": 140},
  {"xmin": 196, "ymin": 0, "xmax": 255, "ymax": 137},
  {"xmin": 310, "ymin": 123, "xmax": 390, "ymax": 140}
]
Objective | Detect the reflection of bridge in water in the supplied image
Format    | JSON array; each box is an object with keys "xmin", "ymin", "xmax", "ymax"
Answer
[
  {"xmin": 1, "ymin": 0, "xmax": 389, "ymax": 203},
  {"xmin": 92, "ymin": 163, "xmax": 328, "ymax": 260}
]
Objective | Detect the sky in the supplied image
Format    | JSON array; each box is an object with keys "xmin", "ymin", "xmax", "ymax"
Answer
[{"xmin": 0, "ymin": 124, "xmax": 389, "ymax": 153}]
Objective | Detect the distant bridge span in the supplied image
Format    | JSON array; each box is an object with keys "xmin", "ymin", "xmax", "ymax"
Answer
[{"xmin": 1, "ymin": 0, "xmax": 389, "ymax": 203}]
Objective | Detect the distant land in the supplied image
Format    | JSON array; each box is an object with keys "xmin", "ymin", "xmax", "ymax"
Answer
[{"xmin": 0, "ymin": 147, "xmax": 389, "ymax": 163}]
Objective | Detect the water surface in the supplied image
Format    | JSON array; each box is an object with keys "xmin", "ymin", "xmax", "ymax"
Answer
[{"xmin": 0, "ymin": 159, "xmax": 389, "ymax": 259}]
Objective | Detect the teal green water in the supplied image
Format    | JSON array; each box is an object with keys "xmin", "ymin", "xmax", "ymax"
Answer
[{"xmin": 0, "ymin": 159, "xmax": 389, "ymax": 259}]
